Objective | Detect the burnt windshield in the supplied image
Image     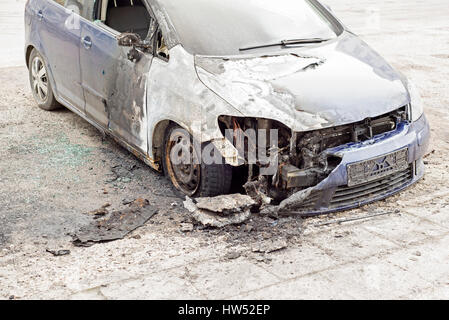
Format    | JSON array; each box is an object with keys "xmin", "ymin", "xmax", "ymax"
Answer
[{"xmin": 158, "ymin": 0, "xmax": 342, "ymax": 56}]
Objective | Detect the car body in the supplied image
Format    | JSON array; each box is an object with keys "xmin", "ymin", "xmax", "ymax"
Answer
[{"xmin": 25, "ymin": 0, "xmax": 430, "ymax": 215}]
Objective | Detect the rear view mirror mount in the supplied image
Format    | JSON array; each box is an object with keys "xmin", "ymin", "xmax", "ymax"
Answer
[
  {"xmin": 118, "ymin": 32, "xmax": 142, "ymax": 47},
  {"xmin": 118, "ymin": 33, "xmax": 152, "ymax": 62}
]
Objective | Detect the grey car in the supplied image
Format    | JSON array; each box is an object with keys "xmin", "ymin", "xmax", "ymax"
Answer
[{"xmin": 25, "ymin": 0, "xmax": 430, "ymax": 215}]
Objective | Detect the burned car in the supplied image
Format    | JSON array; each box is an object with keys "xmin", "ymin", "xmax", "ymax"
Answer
[{"xmin": 25, "ymin": 0, "xmax": 430, "ymax": 215}]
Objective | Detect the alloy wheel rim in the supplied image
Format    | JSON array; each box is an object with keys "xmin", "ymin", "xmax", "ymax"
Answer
[
  {"xmin": 166, "ymin": 131, "xmax": 201, "ymax": 196},
  {"xmin": 31, "ymin": 56, "xmax": 48, "ymax": 103}
]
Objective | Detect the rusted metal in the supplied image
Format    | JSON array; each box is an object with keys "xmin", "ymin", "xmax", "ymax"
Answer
[{"xmin": 281, "ymin": 165, "xmax": 320, "ymax": 189}]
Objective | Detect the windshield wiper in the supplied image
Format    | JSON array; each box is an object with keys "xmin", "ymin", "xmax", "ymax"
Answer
[{"xmin": 239, "ymin": 38, "xmax": 330, "ymax": 52}]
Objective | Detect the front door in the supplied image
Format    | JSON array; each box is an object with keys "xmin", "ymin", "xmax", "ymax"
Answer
[{"xmin": 79, "ymin": 0, "xmax": 154, "ymax": 153}]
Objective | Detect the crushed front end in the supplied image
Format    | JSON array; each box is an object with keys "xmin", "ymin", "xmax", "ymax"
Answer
[{"xmin": 219, "ymin": 106, "xmax": 430, "ymax": 216}]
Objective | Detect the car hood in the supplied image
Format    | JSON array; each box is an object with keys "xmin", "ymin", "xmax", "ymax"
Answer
[{"xmin": 195, "ymin": 32, "xmax": 410, "ymax": 132}]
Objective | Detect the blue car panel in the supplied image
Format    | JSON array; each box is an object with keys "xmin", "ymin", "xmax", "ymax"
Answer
[
  {"xmin": 79, "ymin": 19, "xmax": 121, "ymax": 128},
  {"xmin": 29, "ymin": 0, "xmax": 84, "ymax": 112},
  {"xmin": 79, "ymin": 20, "xmax": 153, "ymax": 152}
]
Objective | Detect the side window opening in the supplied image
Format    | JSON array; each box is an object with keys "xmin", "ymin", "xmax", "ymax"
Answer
[
  {"xmin": 102, "ymin": 0, "xmax": 152, "ymax": 40},
  {"xmin": 52, "ymin": 0, "xmax": 96, "ymax": 21},
  {"xmin": 63, "ymin": 0, "xmax": 96, "ymax": 21}
]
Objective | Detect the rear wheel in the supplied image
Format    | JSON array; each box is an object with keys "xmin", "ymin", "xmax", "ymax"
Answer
[
  {"xmin": 28, "ymin": 49, "xmax": 61, "ymax": 111},
  {"xmin": 163, "ymin": 124, "xmax": 232, "ymax": 197}
]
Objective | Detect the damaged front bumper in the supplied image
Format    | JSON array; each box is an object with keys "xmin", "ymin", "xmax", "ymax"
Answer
[{"xmin": 272, "ymin": 114, "xmax": 430, "ymax": 216}]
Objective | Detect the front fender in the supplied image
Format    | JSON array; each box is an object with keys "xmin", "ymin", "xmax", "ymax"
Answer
[{"xmin": 146, "ymin": 45, "xmax": 242, "ymax": 163}]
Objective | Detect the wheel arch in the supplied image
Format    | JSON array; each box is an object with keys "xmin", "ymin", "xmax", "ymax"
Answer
[
  {"xmin": 156, "ymin": 120, "xmax": 233, "ymax": 197},
  {"xmin": 26, "ymin": 45, "xmax": 62, "ymax": 105},
  {"xmin": 151, "ymin": 119, "xmax": 198, "ymax": 165},
  {"xmin": 25, "ymin": 45, "xmax": 35, "ymax": 69},
  {"xmin": 151, "ymin": 120, "xmax": 175, "ymax": 165}
]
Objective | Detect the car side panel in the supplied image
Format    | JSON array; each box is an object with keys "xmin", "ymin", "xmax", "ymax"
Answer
[
  {"xmin": 79, "ymin": 21, "xmax": 152, "ymax": 153},
  {"xmin": 33, "ymin": 0, "xmax": 84, "ymax": 112},
  {"xmin": 79, "ymin": 21, "xmax": 119, "ymax": 128}
]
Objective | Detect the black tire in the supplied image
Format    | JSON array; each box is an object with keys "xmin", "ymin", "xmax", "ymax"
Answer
[
  {"xmin": 28, "ymin": 49, "xmax": 61, "ymax": 111},
  {"xmin": 163, "ymin": 124, "xmax": 232, "ymax": 197}
]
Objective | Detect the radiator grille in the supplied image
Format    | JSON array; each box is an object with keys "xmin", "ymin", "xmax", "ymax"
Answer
[
  {"xmin": 329, "ymin": 166, "xmax": 413, "ymax": 208},
  {"xmin": 289, "ymin": 166, "xmax": 413, "ymax": 214}
]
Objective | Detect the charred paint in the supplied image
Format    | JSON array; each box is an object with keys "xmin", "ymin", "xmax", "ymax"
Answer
[
  {"xmin": 194, "ymin": 32, "xmax": 410, "ymax": 133},
  {"xmin": 107, "ymin": 51, "xmax": 152, "ymax": 152}
]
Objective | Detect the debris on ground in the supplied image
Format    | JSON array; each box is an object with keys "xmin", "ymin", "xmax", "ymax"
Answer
[
  {"xmin": 183, "ymin": 195, "xmax": 254, "ymax": 228},
  {"xmin": 195, "ymin": 194, "xmax": 256, "ymax": 215},
  {"xmin": 122, "ymin": 198, "xmax": 133, "ymax": 205},
  {"xmin": 180, "ymin": 223, "xmax": 194, "ymax": 233},
  {"xmin": 84, "ymin": 203, "xmax": 111, "ymax": 219},
  {"xmin": 424, "ymin": 149, "xmax": 435, "ymax": 158},
  {"xmin": 243, "ymin": 224, "xmax": 254, "ymax": 233},
  {"xmin": 254, "ymin": 254, "xmax": 273, "ymax": 264},
  {"xmin": 72, "ymin": 198, "xmax": 158, "ymax": 247},
  {"xmin": 251, "ymin": 239, "xmax": 288, "ymax": 254},
  {"xmin": 46, "ymin": 249, "xmax": 71, "ymax": 257},
  {"xmin": 260, "ymin": 188, "xmax": 314, "ymax": 217},
  {"xmin": 243, "ymin": 177, "xmax": 272, "ymax": 209},
  {"xmin": 107, "ymin": 162, "xmax": 138, "ymax": 184},
  {"xmin": 312, "ymin": 211, "xmax": 397, "ymax": 227},
  {"xmin": 224, "ymin": 251, "xmax": 241, "ymax": 260}
]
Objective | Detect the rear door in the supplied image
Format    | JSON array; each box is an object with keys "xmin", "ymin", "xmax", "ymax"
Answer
[
  {"xmin": 34, "ymin": 0, "xmax": 86, "ymax": 112},
  {"xmin": 79, "ymin": 0, "xmax": 154, "ymax": 153}
]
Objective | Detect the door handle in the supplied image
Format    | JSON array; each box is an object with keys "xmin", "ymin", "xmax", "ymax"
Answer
[
  {"xmin": 37, "ymin": 10, "xmax": 43, "ymax": 21},
  {"xmin": 82, "ymin": 36, "xmax": 92, "ymax": 49}
]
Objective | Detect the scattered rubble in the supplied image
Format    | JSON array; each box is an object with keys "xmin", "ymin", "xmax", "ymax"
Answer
[
  {"xmin": 243, "ymin": 177, "xmax": 272, "ymax": 209},
  {"xmin": 73, "ymin": 198, "xmax": 158, "ymax": 247},
  {"xmin": 85, "ymin": 203, "xmax": 111, "ymax": 219},
  {"xmin": 183, "ymin": 195, "xmax": 254, "ymax": 228},
  {"xmin": 254, "ymin": 255, "xmax": 273, "ymax": 264},
  {"xmin": 46, "ymin": 249, "xmax": 71, "ymax": 257},
  {"xmin": 243, "ymin": 224, "xmax": 254, "ymax": 233},
  {"xmin": 122, "ymin": 198, "xmax": 133, "ymax": 205},
  {"xmin": 251, "ymin": 239, "xmax": 288, "ymax": 254},
  {"xmin": 180, "ymin": 223, "xmax": 194, "ymax": 233},
  {"xmin": 195, "ymin": 194, "xmax": 256, "ymax": 215},
  {"xmin": 107, "ymin": 162, "xmax": 138, "ymax": 184},
  {"xmin": 224, "ymin": 251, "xmax": 241, "ymax": 260}
]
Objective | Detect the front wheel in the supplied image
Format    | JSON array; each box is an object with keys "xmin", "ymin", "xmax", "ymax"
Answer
[
  {"xmin": 28, "ymin": 49, "xmax": 61, "ymax": 111},
  {"xmin": 162, "ymin": 124, "xmax": 232, "ymax": 197}
]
